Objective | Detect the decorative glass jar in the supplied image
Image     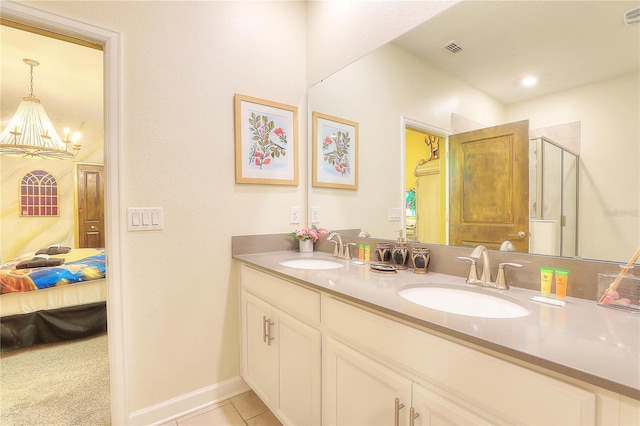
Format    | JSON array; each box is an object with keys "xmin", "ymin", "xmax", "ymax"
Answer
[
  {"xmin": 411, "ymin": 247, "xmax": 430, "ymax": 274},
  {"xmin": 392, "ymin": 242, "xmax": 409, "ymax": 270},
  {"xmin": 597, "ymin": 265, "xmax": 640, "ymax": 312},
  {"xmin": 375, "ymin": 242, "xmax": 392, "ymax": 264}
]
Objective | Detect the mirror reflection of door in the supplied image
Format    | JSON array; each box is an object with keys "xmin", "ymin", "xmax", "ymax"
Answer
[
  {"xmin": 449, "ymin": 120, "xmax": 530, "ymax": 252},
  {"xmin": 406, "ymin": 127, "xmax": 446, "ymax": 244},
  {"xmin": 76, "ymin": 163, "xmax": 105, "ymax": 248}
]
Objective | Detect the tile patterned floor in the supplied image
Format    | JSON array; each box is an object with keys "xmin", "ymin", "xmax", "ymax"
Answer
[{"xmin": 160, "ymin": 390, "xmax": 282, "ymax": 426}]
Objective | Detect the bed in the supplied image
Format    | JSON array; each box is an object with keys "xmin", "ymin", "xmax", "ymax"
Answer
[{"xmin": 0, "ymin": 247, "xmax": 107, "ymax": 351}]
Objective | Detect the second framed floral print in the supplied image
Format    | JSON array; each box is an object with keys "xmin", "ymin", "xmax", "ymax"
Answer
[{"xmin": 312, "ymin": 111, "xmax": 358, "ymax": 190}]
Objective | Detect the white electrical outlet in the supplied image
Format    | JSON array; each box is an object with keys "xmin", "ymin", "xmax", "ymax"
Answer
[
  {"xmin": 388, "ymin": 207, "xmax": 402, "ymax": 221},
  {"xmin": 310, "ymin": 206, "xmax": 320, "ymax": 223},
  {"xmin": 290, "ymin": 206, "xmax": 300, "ymax": 224}
]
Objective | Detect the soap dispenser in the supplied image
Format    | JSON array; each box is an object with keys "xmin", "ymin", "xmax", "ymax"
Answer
[{"xmin": 392, "ymin": 230, "xmax": 409, "ymax": 270}]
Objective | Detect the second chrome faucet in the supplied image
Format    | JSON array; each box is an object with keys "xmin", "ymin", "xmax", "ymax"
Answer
[{"xmin": 457, "ymin": 245, "xmax": 523, "ymax": 290}]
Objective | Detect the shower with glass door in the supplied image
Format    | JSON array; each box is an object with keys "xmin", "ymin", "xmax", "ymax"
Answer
[{"xmin": 529, "ymin": 136, "xmax": 579, "ymax": 257}]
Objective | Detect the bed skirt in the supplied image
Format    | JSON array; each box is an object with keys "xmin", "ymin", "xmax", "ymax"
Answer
[{"xmin": 0, "ymin": 301, "xmax": 106, "ymax": 352}]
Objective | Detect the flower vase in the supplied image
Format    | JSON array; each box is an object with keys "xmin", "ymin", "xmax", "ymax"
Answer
[{"xmin": 299, "ymin": 239, "xmax": 314, "ymax": 253}]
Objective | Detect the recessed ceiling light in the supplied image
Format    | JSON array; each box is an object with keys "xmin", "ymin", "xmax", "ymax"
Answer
[{"xmin": 521, "ymin": 76, "xmax": 538, "ymax": 87}]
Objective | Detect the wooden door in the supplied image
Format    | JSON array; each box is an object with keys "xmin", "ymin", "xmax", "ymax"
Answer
[
  {"xmin": 76, "ymin": 163, "xmax": 105, "ymax": 248},
  {"xmin": 449, "ymin": 120, "xmax": 529, "ymax": 252}
]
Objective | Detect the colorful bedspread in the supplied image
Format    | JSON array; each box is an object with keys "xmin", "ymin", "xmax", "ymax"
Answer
[{"xmin": 0, "ymin": 248, "xmax": 106, "ymax": 294}]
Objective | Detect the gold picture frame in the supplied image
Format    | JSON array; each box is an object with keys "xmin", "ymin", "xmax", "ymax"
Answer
[
  {"xmin": 234, "ymin": 93, "xmax": 298, "ymax": 185},
  {"xmin": 312, "ymin": 111, "xmax": 358, "ymax": 189}
]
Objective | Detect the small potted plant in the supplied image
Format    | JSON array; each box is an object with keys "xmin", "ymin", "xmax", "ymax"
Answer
[{"xmin": 287, "ymin": 225, "xmax": 330, "ymax": 253}]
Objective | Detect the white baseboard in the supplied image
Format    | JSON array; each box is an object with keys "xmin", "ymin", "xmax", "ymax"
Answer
[{"xmin": 128, "ymin": 376, "xmax": 250, "ymax": 425}]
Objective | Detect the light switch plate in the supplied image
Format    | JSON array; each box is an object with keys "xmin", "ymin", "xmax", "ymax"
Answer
[{"xmin": 127, "ymin": 207, "xmax": 164, "ymax": 231}]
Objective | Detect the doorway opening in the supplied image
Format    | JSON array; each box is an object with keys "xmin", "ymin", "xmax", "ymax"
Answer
[
  {"xmin": 0, "ymin": 3, "xmax": 124, "ymax": 423},
  {"xmin": 401, "ymin": 117, "xmax": 450, "ymax": 245}
]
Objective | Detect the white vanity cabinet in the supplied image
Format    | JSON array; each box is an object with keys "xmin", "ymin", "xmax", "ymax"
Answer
[
  {"xmin": 240, "ymin": 265, "xmax": 321, "ymax": 426},
  {"xmin": 238, "ymin": 259, "xmax": 637, "ymax": 426},
  {"xmin": 322, "ymin": 295, "xmax": 598, "ymax": 426},
  {"xmin": 323, "ymin": 336, "xmax": 497, "ymax": 425}
]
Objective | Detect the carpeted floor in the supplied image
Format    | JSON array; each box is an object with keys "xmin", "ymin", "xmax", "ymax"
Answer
[{"xmin": 0, "ymin": 333, "xmax": 110, "ymax": 425}]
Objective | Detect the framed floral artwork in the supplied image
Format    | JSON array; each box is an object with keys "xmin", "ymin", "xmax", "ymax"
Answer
[
  {"xmin": 312, "ymin": 111, "xmax": 358, "ymax": 189},
  {"xmin": 234, "ymin": 94, "xmax": 298, "ymax": 185}
]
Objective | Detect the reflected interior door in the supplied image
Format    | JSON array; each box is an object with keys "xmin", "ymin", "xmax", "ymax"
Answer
[
  {"xmin": 449, "ymin": 120, "xmax": 529, "ymax": 252},
  {"xmin": 76, "ymin": 163, "xmax": 105, "ymax": 248}
]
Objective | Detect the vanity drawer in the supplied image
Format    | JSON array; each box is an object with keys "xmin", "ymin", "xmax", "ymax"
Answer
[{"xmin": 240, "ymin": 264, "xmax": 320, "ymax": 326}]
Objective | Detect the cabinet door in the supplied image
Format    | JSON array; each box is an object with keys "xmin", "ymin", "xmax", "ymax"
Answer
[
  {"xmin": 411, "ymin": 382, "xmax": 494, "ymax": 426},
  {"xmin": 277, "ymin": 309, "xmax": 321, "ymax": 426},
  {"xmin": 323, "ymin": 337, "xmax": 412, "ymax": 426},
  {"xmin": 242, "ymin": 292, "xmax": 279, "ymax": 408}
]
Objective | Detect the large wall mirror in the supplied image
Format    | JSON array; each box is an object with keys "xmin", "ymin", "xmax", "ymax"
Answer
[{"xmin": 308, "ymin": 0, "xmax": 639, "ymax": 263}]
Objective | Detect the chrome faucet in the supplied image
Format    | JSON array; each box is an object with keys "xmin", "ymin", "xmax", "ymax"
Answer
[
  {"xmin": 328, "ymin": 232, "xmax": 355, "ymax": 260},
  {"xmin": 471, "ymin": 245, "xmax": 492, "ymax": 284},
  {"xmin": 457, "ymin": 245, "xmax": 523, "ymax": 290},
  {"xmin": 328, "ymin": 232, "xmax": 344, "ymax": 258}
]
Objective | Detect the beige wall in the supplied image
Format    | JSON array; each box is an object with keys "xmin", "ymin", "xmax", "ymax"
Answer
[{"xmin": 507, "ymin": 71, "xmax": 640, "ymax": 262}]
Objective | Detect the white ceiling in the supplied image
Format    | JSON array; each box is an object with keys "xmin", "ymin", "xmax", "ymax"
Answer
[
  {"xmin": 393, "ymin": 0, "xmax": 640, "ymax": 105},
  {"xmin": 0, "ymin": 24, "xmax": 103, "ymax": 145},
  {"xmin": 1, "ymin": 1, "xmax": 638, "ymax": 137}
]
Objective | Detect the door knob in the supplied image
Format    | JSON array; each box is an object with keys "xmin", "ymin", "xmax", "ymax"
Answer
[{"xmin": 508, "ymin": 231, "xmax": 526, "ymax": 239}]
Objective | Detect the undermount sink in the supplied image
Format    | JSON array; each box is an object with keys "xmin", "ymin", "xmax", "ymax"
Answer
[
  {"xmin": 279, "ymin": 258, "xmax": 344, "ymax": 270},
  {"xmin": 399, "ymin": 285, "xmax": 530, "ymax": 319}
]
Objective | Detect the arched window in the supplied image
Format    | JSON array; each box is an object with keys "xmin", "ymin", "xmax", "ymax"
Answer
[{"xmin": 20, "ymin": 170, "xmax": 59, "ymax": 217}]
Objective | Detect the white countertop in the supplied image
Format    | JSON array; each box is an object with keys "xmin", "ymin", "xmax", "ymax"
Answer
[{"xmin": 235, "ymin": 250, "xmax": 640, "ymax": 400}]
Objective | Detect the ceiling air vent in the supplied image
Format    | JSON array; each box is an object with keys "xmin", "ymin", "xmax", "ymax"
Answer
[
  {"xmin": 624, "ymin": 7, "xmax": 640, "ymax": 25},
  {"xmin": 441, "ymin": 40, "xmax": 463, "ymax": 54}
]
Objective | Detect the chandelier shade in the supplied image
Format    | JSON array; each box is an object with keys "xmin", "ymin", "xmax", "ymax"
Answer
[{"xmin": 0, "ymin": 58, "xmax": 81, "ymax": 160}]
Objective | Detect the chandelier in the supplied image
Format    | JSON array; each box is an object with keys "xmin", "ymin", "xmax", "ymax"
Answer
[{"xmin": 0, "ymin": 58, "xmax": 81, "ymax": 159}]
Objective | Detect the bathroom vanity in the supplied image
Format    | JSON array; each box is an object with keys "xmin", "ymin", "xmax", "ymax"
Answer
[{"xmin": 235, "ymin": 250, "xmax": 639, "ymax": 425}]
